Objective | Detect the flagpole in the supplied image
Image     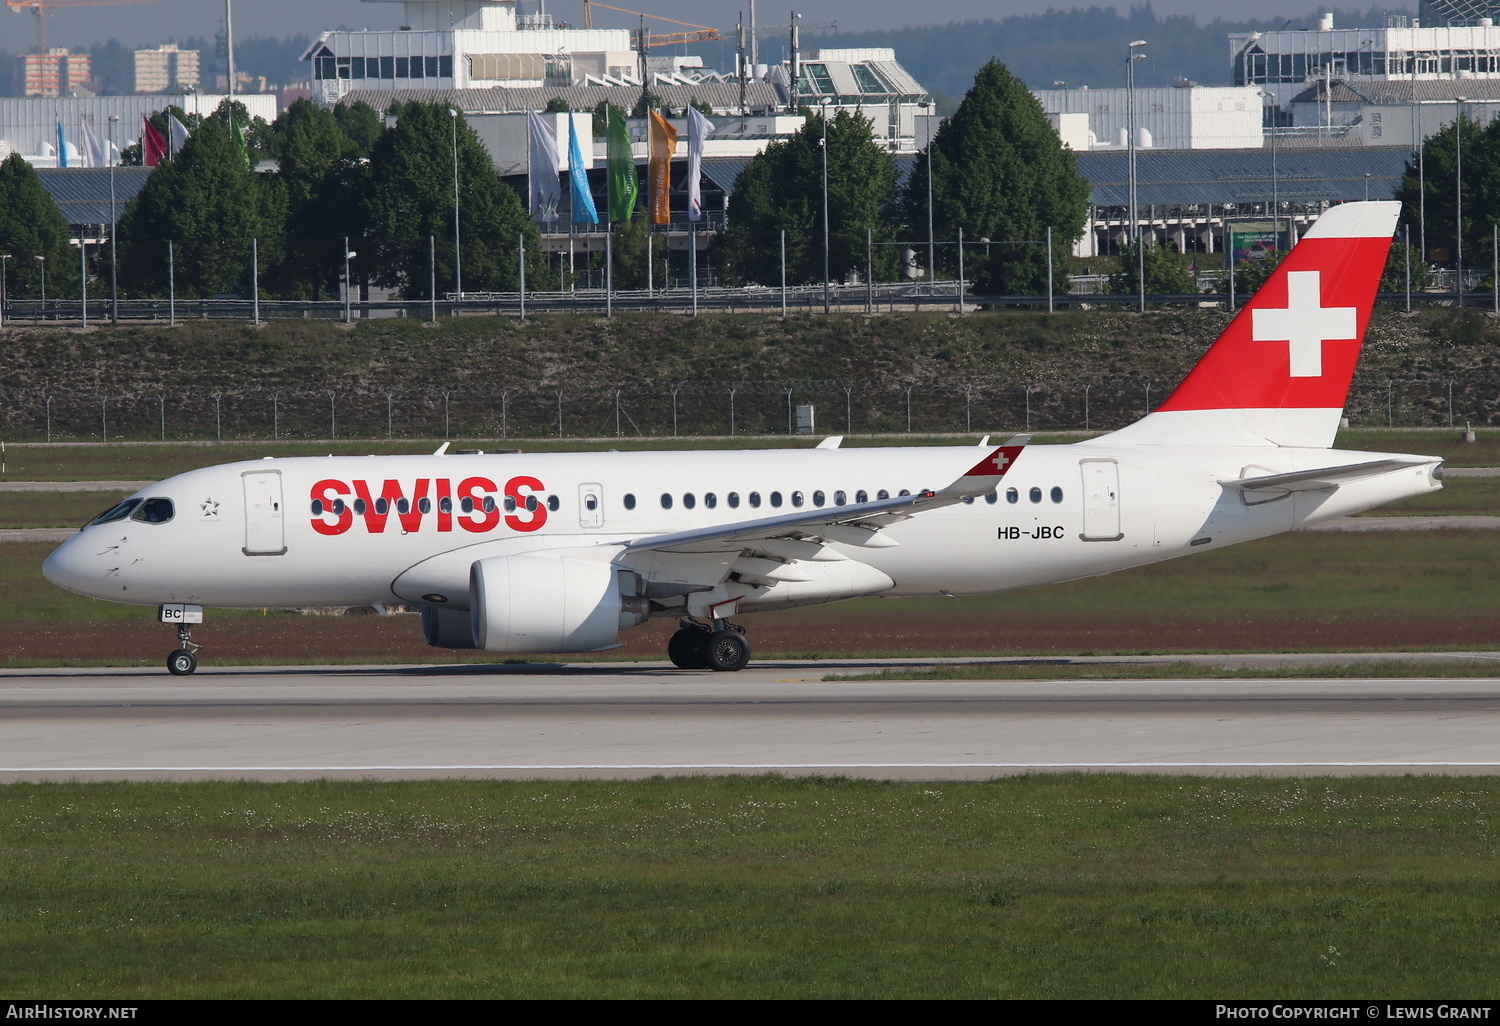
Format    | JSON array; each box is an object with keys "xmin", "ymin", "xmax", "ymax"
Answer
[
  {"xmin": 690, "ymin": 219, "xmax": 697, "ymax": 316},
  {"xmin": 108, "ymin": 115, "xmax": 118, "ymax": 323}
]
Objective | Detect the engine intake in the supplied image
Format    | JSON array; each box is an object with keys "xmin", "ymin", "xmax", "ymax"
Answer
[{"xmin": 469, "ymin": 554, "xmax": 646, "ymax": 653}]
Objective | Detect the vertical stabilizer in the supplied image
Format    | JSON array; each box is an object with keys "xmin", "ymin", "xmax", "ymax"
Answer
[{"xmin": 1094, "ymin": 200, "xmax": 1399, "ymax": 448}]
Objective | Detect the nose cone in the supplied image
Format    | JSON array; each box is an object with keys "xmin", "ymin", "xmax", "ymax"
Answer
[{"xmin": 42, "ymin": 532, "xmax": 108, "ymax": 600}]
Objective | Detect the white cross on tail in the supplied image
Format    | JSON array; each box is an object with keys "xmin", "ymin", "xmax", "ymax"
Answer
[{"xmin": 1250, "ymin": 270, "xmax": 1357, "ymax": 378}]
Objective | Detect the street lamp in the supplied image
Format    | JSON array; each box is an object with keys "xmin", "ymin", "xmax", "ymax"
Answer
[
  {"xmin": 343, "ymin": 237, "xmax": 357, "ymax": 323},
  {"xmin": 35, "ymin": 254, "xmax": 45, "ymax": 319},
  {"xmin": 1053, "ymin": 81, "xmax": 1067, "ymax": 113},
  {"xmin": 107, "ymin": 114, "xmax": 119, "ymax": 323},
  {"xmin": 0, "ymin": 253, "xmax": 9, "ymax": 329},
  {"xmin": 1364, "ymin": 171, "xmax": 1371, "ymax": 201},
  {"xmin": 1456, "ymin": 95, "xmax": 1465, "ymax": 306},
  {"xmin": 918, "ymin": 99, "xmax": 936, "ymax": 290},
  {"xmin": 1258, "ymin": 89, "xmax": 1280, "ymax": 250},
  {"xmin": 819, "ymin": 96, "xmax": 831, "ymax": 313},
  {"xmin": 1127, "ymin": 39, "xmax": 1147, "ymax": 313},
  {"xmin": 449, "ymin": 107, "xmax": 462, "ymax": 299}
]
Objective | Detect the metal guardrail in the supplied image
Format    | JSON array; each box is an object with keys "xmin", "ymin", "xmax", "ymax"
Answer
[{"xmin": 0, "ymin": 285, "xmax": 1493, "ymax": 323}]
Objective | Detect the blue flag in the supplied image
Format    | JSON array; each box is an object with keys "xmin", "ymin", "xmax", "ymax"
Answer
[
  {"xmin": 56, "ymin": 120, "xmax": 68, "ymax": 168},
  {"xmin": 568, "ymin": 116, "xmax": 598, "ymax": 225}
]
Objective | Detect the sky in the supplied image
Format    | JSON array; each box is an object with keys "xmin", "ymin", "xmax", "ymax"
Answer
[{"xmin": 31, "ymin": 0, "xmax": 1421, "ymax": 50}]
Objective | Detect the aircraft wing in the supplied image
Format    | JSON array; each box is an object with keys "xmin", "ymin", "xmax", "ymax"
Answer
[
  {"xmin": 621, "ymin": 445, "xmax": 1025, "ymax": 555},
  {"xmin": 1219, "ymin": 457, "xmax": 1436, "ymax": 493}
]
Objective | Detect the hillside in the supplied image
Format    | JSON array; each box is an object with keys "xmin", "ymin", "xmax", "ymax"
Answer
[{"xmin": 1, "ymin": 306, "xmax": 1494, "ymax": 442}]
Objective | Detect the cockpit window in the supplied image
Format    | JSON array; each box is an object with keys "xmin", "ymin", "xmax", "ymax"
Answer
[
  {"xmin": 131, "ymin": 498, "xmax": 175, "ymax": 524},
  {"xmin": 88, "ymin": 498, "xmax": 142, "ymax": 526}
]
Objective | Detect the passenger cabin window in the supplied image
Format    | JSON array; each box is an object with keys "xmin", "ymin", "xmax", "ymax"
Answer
[
  {"xmin": 749, "ymin": 492, "xmax": 762, "ymax": 508},
  {"xmin": 547, "ymin": 495, "xmax": 560, "ymax": 512},
  {"xmin": 661, "ymin": 493, "xmax": 674, "ymax": 509},
  {"xmin": 1029, "ymin": 487, "xmax": 1042, "ymax": 504},
  {"xmin": 728, "ymin": 492, "xmax": 740, "ymax": 508},
  {"xmin": 791, "ymin": 491, "xmax": 805, "ymax": 508},
  {"xmin": 834, "ymin": 490, "xmax": 847, "ymax": 505},
  {"xmin": 398, "ymin": 498, "xmax": 412, "ymax": 514},
  {"xmin": 812, "ymin": 490, "xmax": 825, "ymax": 507},
  {"xmin": 623, "ymin": 493, "xmax": 637, "ymax": 510},
  {"xmin": 1006, "ymin": 488, "xmax": 1018, "ymax": 504},
  {"xmin": 985, "ymin": 492, "xmax": 998, "ymax": 505},
  {"xmin": 375, "ymin": 498, "xmax": 390, "ymax": 515},
  {"xmin": 683, "ymin": 493, "xmax": 697, "ymax": 509},
  {"xmin": 770, "ymin": 491, "xmax": 783, "ymax": 508},
  {"xmin": 877, "ymin": 490, "xmax": 889, "ymax": 500},
  {"xmin": 417, "ymin": 498, "xmax": 432, "ymax": 514},
  {"xmin": 855, "ymin": 490, "xmax": 868, "ymax": 503},
  {"xmin": 1051, "ymin": 487, "xmax": 1064, "ymax": 503},
  {"xmin": 704, "ymin": 492, "xmax": 718, "ymax": 509},
  {"xmin": 354, "ymin": 498, "xmax": 368, "ymax": 515},
  {"xmin": 482, "ymin": 496, "xmax": 496, "ymax": 514},
  {"xmin": 460, "ymin": 497, "xmax": 474, "ymax": 513}
]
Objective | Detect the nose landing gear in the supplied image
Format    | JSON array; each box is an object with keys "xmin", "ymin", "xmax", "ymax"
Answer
[
  {"xmin": 160, "ymin": 603, "xmax": 204, "ymax": 676},
  {"xmin": 667, "ymin": 617, "xmax": 751, "ymax": 671}
]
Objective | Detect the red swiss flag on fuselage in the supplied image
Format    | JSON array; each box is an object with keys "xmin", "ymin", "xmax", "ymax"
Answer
[{"xmin": 1157, "ymin": 204, "xmax": 1395, "ymax": 413}]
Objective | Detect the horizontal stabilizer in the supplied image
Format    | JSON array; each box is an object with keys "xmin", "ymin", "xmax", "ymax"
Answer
[{"xmin": 1220, "ymin": 457, "xmax": 1435, "ymax": 492}]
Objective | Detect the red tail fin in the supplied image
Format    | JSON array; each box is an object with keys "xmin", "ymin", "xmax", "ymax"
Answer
[{"xmin": 1098, "ymin": 200, "xmax": 1399, "ymax": 448}]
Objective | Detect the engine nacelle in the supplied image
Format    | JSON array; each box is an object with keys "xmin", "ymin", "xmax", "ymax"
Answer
[
  {"xmin": 422, "ymin": 604, "xmax": 477, "ymax": 649},
  {"xmin": 469, "ymin": 554, "xmax": 647, "ymax": 653}
]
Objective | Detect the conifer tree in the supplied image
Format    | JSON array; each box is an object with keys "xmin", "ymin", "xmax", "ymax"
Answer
[
  {"xmin": 0, "ymin": 152, "xmax": 79, "ymax": 302},
  {"xmin": 903, "ymin": 59, "xmax": 1089, "ymax": 294},
  {"xmin": 114, "ymin": 109, "xmax": 284, "ymax": 299},
  {"xmin": 364, "ymin": 103, "xmax": 551, "ymax": 298},
  {"xmin": 716, "ymin": 109, "xmax": 898, "ymax": 286}
]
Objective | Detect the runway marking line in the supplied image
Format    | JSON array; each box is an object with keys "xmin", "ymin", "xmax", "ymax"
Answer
[{"xmin": 6, "ymin": 762, "xmax": 1500, "ymax": 772}]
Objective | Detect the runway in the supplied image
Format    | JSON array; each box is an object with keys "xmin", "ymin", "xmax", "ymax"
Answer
[{"xmin": 3, "ymin": 661, "xmax": 1500, "ymax": 781}]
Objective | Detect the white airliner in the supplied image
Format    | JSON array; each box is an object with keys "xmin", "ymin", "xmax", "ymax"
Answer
[{"xmin": 43, "ymin": 200, "xmax": 1441, "ymax": 675}]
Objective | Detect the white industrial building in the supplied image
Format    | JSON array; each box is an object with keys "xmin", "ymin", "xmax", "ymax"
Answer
[
  {"xmin": 303, "ymin": 0, "xmax": 638, "ymax": 104},
  {"xmin": 1033, "ymin": 85, "xmax": 1265, "ymax": 150},
  {"xmin": 1231, "ymin": 12, "xmax": 1500, "ymax": 110}
]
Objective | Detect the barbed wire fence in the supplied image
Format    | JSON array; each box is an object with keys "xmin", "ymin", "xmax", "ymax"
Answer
[{"xmin": 3, "ymin": 376, "xmax": 1495, "ymax": 443}]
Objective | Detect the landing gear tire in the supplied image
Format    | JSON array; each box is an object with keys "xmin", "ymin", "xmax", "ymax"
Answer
[
  {"xmin": 167, "ymin": 649, "xmax": 198, "ymax": 676},
  {"xmin": 704, "ymin": 630, "xmax": 751, "ymax": 672},
  {"xmin": 668, "ymin": 627, "xmax": 709, "ymax": 669}
]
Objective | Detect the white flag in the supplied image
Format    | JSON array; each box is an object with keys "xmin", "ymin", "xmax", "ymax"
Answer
[
  {"xmin": 168, "ymin": 113, "xmax": 190, "ymax": 158},
  {"xmin": 526, "ymin": 110, "xmax": 562, "ymax": 223},
  {"xmin": 686, "ymin": 106, "xmax": 715, "ymax": 222},
  {"xmin": 79, "ymin": 116, "xmax": 105, "ymax": 168}
]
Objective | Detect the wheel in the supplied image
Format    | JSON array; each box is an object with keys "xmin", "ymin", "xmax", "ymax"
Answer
[
  {"xmin": 167, "ymin": 649, "xmax": 197, "ymax": 676},
  {"xmin": 704, "ymin": 630, "xmax": 751, "ymax": 672},
  {"xmin": 667, "ymin": 628, "xmax": 709, "ymax": 669}
]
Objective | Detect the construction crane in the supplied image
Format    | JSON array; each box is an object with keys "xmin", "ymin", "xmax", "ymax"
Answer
[
  {"xmin": 5, "ymin": 0, "xmax": 163, "ymax": 55},
  {"xmin": 581, "ymin": 1, "xmax": 720, "ymax": 47}
]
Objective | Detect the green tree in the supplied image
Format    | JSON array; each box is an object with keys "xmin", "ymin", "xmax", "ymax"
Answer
[
  {"xmin": 1397, "ymin": 113, "xmax": 1500, "ymax": 268},
  {"xmin": 0, "ymin": 153, "xmax": 79, "ymax": 301},
  {"xmin": 903, "ymin": 59, "xmax": 1089, "ymax": 294},
  {"xmin": 269, "ymin": 101, "xmax": 364, "ymax": 299},
  {"xmin": 333, "ymin": 101, "xmax": 385, "ymax": 158},
  {"xmin": 611, "ymin": 212, "xmax": 667, "ymax": 289},
  {"xmin": 716, "ymin": 109, "xmax": 899, "ymax": 286},
  {"xmin": 1232, "ymin": 248, "xmax": 1286, "ymax": 296},
  {"xmin": 1108, "ymin": 241, "xmax": 1193, "ymax": 297},
  {"xmin": 1382, "ymin": 239, "xmax": 1434, "ymax": 294},
  {"xmin": 543, "ymin": 97, "xmax": 573, "ymax": 114},
  {"xmin": 365, "ymin": 103, "xmax": 551, "ymax": 299},
  {"xmin": 114, "ymin": 113, "xmax": 285, "ymax": 299}
]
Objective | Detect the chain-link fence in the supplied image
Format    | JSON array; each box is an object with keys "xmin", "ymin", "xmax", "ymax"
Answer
[{"xmin": 4, "ymin": 376, "xmax": 1495, "ymax": 443}]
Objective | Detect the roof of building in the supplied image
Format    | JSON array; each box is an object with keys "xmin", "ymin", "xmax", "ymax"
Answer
[
  {"xmin": 34, "ymin": 166, "xmax": 152, "ymax": 226},
  {"xmin": 702, "ymin": 149, "xmax": 1411, "ymax": 208},
  {"xmin": 1074, "ymin": 147, "xmax": 1411, "ymax": 206},
  {"xmin": 342, "ymin": 82, "xmax": 784, "ymax": 114},
  {"xmin": 1290, "ymin": 78, "xmax": 1500, "ymax": 104}
]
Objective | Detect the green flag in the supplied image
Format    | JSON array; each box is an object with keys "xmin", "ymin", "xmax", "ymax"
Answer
[
  {"xmin": 232, "ymin": 113, "xmax": 252, "ymax": 168},
  {"xmin": 606, "ymin": 106, "xmax": 637, "ymax": 223}
]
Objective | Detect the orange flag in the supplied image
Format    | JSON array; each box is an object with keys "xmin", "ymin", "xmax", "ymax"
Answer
[{"xmin": 648, "ymin": 110, "xmax": 678, "ymax": 225}]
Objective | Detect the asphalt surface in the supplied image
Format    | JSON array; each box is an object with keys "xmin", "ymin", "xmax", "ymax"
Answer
[{"xmin": 3, "ymin": 660, "xmax": 1499, "ymax": 781}]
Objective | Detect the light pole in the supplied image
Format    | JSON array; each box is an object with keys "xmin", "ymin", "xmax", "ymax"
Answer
[
  {"xmin": 1258, "ymin": 89, "xmax": 1280, "ymax": 249},
  {"xmin": 36, "ymin": 255, "xmax": 46, "ymax": 318},
  {"xmin": 0, "ymin": 253, "xmax": 9, "ymax": 329},
  {"xmin": 819, "ymin": 96, "xmax": 831, "ymax": 313},
  {"xmin": 1127, "ymin": 40, "xmax": 1147, "ymax": 313},
  {"xmin": 919, "ymin": 99, "xmax": 935, "ymax": 290},
  {"xmin": 1456, "ymin": 95, "xmax": 1465, "ymax": 306},
  {"xmin": 1053, "ymin": 81, "xmax": 1067, "ymax": 113},
  {"xmin": 1364, "ymin": 172, "xmax": 1371, "ymax": 201},
  {"xmin": 343, "ymin": 238, "xmax": 356, "ymax": 323},
  {"xmin": 107, "ymin": 114, "xmax": 119, "ymax": 322},
  {"xmin": 449, "ymin": 107, "xmax": 462, "ymax": 299}
]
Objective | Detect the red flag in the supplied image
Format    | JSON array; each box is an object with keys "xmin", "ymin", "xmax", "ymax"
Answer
[{"xmin": 141, "ymin": 117, "xmax": 168, "ymax": 167}]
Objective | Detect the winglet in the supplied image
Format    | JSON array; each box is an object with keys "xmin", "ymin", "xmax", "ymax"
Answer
[{"xmin": 962, "ymin": 445, "xmax": 1025, "ymax": 479}]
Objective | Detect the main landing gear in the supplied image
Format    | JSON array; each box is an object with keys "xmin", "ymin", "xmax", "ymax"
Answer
[
  {"xmin": 166, "ymin": 622, "xmax": 201, "ymax": 676},
  {"xmin": 667, "ymin": 617, "xmax": 751, "ymax": 672}
]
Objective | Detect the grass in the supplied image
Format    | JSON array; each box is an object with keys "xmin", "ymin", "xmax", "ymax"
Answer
[
  {"xmin": 0, "ymin": 775, "xmax": 1497, "ymax": 998},
  {"xmin": 825, "ymin": 660, "xmax": 1500, "ymax": 682}
]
